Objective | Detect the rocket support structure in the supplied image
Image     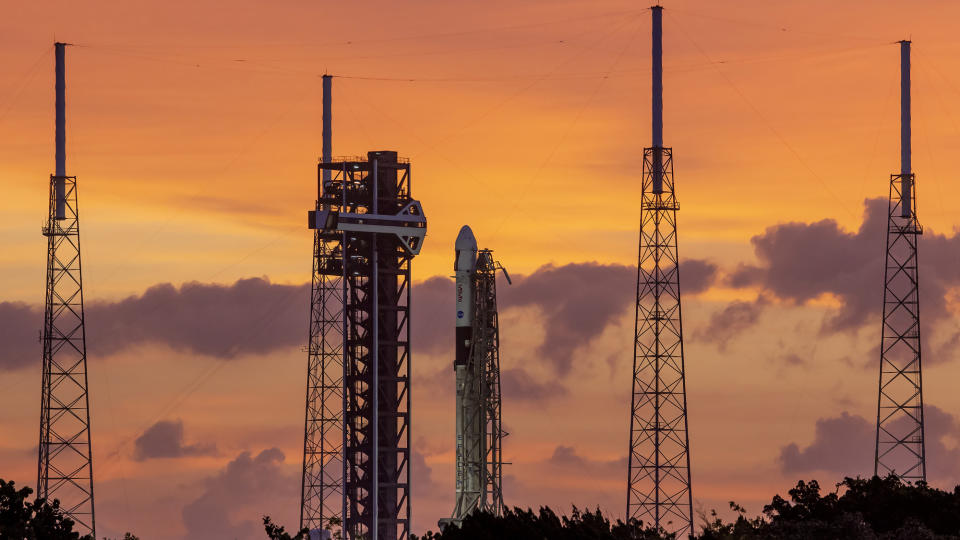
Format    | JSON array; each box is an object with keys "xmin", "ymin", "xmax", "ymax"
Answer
[
  {"xmin": 301, "ymin": 70, "xmax": 428, "ymax": 540},
  {"xmin": 444, "ymin": 226, "xmax": 507, "ymax": 527}
]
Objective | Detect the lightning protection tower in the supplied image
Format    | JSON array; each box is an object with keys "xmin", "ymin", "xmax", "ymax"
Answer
[
  {"xmin": 626, "ymin": 7, "xmax": 694, "ymax": 537},
  {"xmin": 38, "ymin": 42, "xmax": 96, "ymax": 537},
  {"xmin": 875, "ymin": 40, "xmax": 926, "ymax": 483},
  {"xmin": 444, "ymin": 228, "xmax": 509, "ymax": 528},
  {"xmin": 301, "ymin": 76, "xmax": 428, "ymax": 540}
]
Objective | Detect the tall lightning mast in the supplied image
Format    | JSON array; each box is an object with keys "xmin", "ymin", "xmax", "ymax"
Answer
[
  {"xmin": 302, "ymin": 74, "xmax": 428, "ymax": 540},
  {"xmin": 302, "ymin": 74, "xmax": 343, "ymax": 537},
  {"xmin": 443, "ymin": 227, "xmax": 508, "ymax": 528},
  {"xmin": 626, "ymin": 7, "xmax": 694, "ymax": 537},
  {"xmin": 875, "ymin": 40, "xmax": 926, "ymax": 483},
  {"xmin": 38, "ymin": 42, "xmax": 96, "ymax": 537}
]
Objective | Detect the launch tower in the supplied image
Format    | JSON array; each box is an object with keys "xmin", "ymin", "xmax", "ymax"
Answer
[
  {"xmin": 626, "ymin": 7, "xmax": 694, "ymax": 537},
  {"xmin": 301, "ymin": 76, "xmax": 428, "ymax": 540},
  {"xmin": 38, "ymin": 42, "xmax": 96, "ymax": 537},
  {"xmin": 875, "ymin": 40, "xmax": 926, "ymax": 483}
]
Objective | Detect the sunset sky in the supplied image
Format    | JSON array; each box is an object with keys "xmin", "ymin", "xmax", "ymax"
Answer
[{"xmin": 4, "ymin": 1, "xmax": 960, "ymax": 538}]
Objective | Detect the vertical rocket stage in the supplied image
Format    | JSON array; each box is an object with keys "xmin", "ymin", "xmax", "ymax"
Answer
[
  {"xmin": 444, "ymin": 225, "xmax": 506, "ymax": 528},
  {"xmin": 453, "ymin": 225, "xmax": 478, "ymax": 515},
  {"xmin": 455, "ymin": 226, "xmax": 478, "ymax": 367}
]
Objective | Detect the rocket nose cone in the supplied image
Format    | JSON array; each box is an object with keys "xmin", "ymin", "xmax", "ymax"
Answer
[{"xmin": 455, "ymin": 225, "xmax": 477, "ymax": 252}]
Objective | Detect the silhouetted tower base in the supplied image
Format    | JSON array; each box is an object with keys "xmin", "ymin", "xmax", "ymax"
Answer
[
  {"xmin": 875, "ymin": 172, "xmax": 924, "ymax": 482},
  {"xmin": 304, "ymin": 151, "xmax": 426, "ymax": 540},
  {"xmin": 627, "ymin": 146, "xmax": 693, "ymax": 536},
  {"xmin": 38, "ymin": 42, "xmax": 95, "ymax": 538}
]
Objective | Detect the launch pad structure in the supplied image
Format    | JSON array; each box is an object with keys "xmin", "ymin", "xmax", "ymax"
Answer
[
  {"xmin": 445, "ymin": 228, "xmax": 508, "ymax": 527},
  {"xmin": 38, "ymin": 42, "xmax": 96, "ymax": 538},
  {"xmin": 300, "ymin": 75, "xmax": 427, "ymax": 540}
]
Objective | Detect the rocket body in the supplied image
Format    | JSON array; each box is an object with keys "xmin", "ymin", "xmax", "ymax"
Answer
[
  {"xmin": 455, "ymin": 225, "xmax": 477, "ymax": 366},
  {"xmin": 453, "ymin": 225, "xmax": 478, "ymax": 514}
]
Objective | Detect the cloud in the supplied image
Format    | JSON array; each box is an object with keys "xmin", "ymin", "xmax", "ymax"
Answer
[
  {"xmin": 545, "ymin": 445, "xmax": 626, "ymax": 476},
  {"xmin": 411, "ymin": 448, "xmax": 438, "ymax": 498},
  {"xmin": 181, "ymin": 448, "xmax": 295, "ymax": 540},
  {"xmin": 725, "ymin": 198, "xmax": 960, "ymax": 364},
  {"xmin": 415, "ymin": 260, "xmax": 716, "ymax": 378},
  {"xmin": 501, "ymin": 367, "xmax": 567, "ymax": 403},
  {"xmin": 0, "ymin": 279, "xmax": 310, "ymax": 369},
  {"xmin": 1, "ymin": 256, "xmax": 719, "ymax": 372},
  {"xmin": 411, "ymin": 276, "xmax": 453, "ymax": 355},
  {"xmin": 680, "ymin": 259, "xmax": 719, "ymax": 295},
  {"xmin": 501, "ymin": 262, "xmax": 633, "ymax": 376},
  {"xmin": 733, "ymin": 198, "xmax": 960, "ymax": 333},
  {"xmin": 132, "ymin": 419, "xmax": 216, "ymax": 461},
  {"xmin": 0, "ymin": 302, "xmax": 41, "ymax": 371},
  {"xmin": 778, "ymin": 412, "xmax": 874, "ymax": 477},
  {"xmin": 87, "ymin": 278, "xmax": 309, "ymax": 359},
  {"xmin": 695, "ymin": 296, "xmax": 768, "ymax": 350},
  {"xmin": 730, "ymin": 198, "xmax": 886, "ymax": 331},
  {"xmin": 777, "ymin": 405, "xmax": 960, "ymax": 483}
]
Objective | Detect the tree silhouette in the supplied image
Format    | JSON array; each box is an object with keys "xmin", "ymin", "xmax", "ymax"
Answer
[{"xmin": 0, "ymin": 478, "xmax": 93, "ymax": 540}]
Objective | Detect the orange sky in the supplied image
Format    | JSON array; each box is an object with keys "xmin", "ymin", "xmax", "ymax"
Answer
[{"xmin": 3, "ymin": 1, "xmax": 960, "ymax": 538}]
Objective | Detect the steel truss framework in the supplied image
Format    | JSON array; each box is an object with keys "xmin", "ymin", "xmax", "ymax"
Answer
[
  {"xmin": 627, "ymin": 147, "xmax": 693, "ymax": 537},
  {"xmin": 452, "ymin": 250, "xmax": 506, "ymax": 519},
  {"xmin": 875, "ymin": 173, "xmax": 925, "ymax": 482},
  {"xmin": 38, "ymin": 174, "xmax": 95, "ymax": 537},
  {"xmin": 302, "ymin": 152, "xmax": 422, "ymax": 540}
]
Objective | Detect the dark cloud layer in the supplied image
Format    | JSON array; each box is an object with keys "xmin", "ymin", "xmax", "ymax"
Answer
[
  {"xmin": 500, "ymin": 367, "xmax": 568, "ymax": 402},
  {"xmin": 411, "ymin": 276, "xmax": 453, "ymax": 355},
  {"xmin": 545, "ymin": 445, "xmax": 626, "ymax": 476},
  {"xmin": 502, "ymin": 260, "xmax": 716, "ymax": 376},
  {"xmin": 0, "ymin": 278, "xmax": 310, "ymax": 369},
  {"xmin": 730, "ymin": 198, "xmax": 887, "ymax": 330},
  {"xmin": 0, "ymin": 259, "xmax": 717, "ymax": 372},
  {"xmin": 778, "ymin": 405, "xmax": 960, "ymax": 482},
  {"xmin": 731, "ymin": 199, "xmax": 960, "ymax": 356},
  {"xmin": 87, "ymin": 278, "xmax": 309, "ymax": 359},
  {"xmin": 0, "ymin": 302, "xmax": 41, "ymax": 370},
  {"xmin": 133, "ymin": 419, "xmax": 216, "ymax": 461},
  {"xmin": 695, "ymin": 296, "xmax": 768, "ymax": 350}
]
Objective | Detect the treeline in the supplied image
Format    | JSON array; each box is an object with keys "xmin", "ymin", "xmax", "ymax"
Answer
[
  {"xmin": 413, "ymin": 476, "xmax": 960, "ymax": 539},
  {"xmin": 7, "ymin": 475, "xmax": 960, "ymax": 539}
]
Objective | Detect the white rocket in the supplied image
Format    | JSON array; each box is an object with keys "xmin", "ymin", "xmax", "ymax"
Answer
[{"xmin": 453, "ymin": 225, "xmax": 478, "ymax": 505}]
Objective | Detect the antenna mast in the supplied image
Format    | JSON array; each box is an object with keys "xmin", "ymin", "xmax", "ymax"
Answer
[
  {"xmin": 626, "ymin": 7, "xmax": 694, "ymax": 536},
  {"xmin": 874, "ymin": 40, "xmax": 926, "ymax": 483},
  {"xmin": 38, "ymin": 41, "xmax": 96, "ymax": 537}
]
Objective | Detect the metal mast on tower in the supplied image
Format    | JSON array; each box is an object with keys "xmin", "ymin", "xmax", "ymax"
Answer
[
  {"xmin": 38, "ymin": 42, "xmax": 96, "ymax": 537},
  {"xmin": 301, "ymin": 74, "xmax": 427, "ymax": 540},
  {"xmin": 875, "ymin": 40, "xmax": 926, "ymax": 483},
  {"xmin": 626, "ymin": 6, "xmax": 694, "ymax": 537}
]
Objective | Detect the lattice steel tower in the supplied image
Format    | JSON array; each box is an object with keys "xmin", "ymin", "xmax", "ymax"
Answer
[
  {"xmin": 38, "ymin": 42, "xmax": 96, "ymax": 537},
  {"xmin": 875, "ymin": 40, "xmax": 926, "ymax": 483},
  {"xmin": 626, "ymin": 7, "xmax": 693, "ymax": 537},
  {"xmin": 444, "ymin": 228, "xmax": 508, "ymax": 527},
  {"xmin": 301, "ymin": 76, "xmax": 428, "ymax": 540}
]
